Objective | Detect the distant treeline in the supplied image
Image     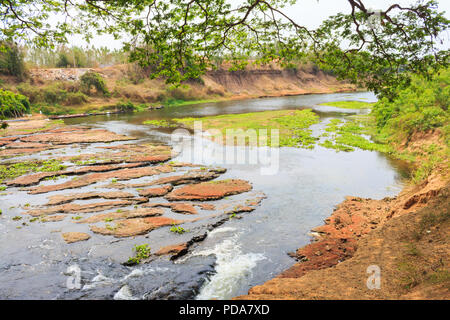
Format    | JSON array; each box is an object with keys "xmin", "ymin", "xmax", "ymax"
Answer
[{"xmin": 25, "ymin": 45, "xmax": 128, "ymax": 68}]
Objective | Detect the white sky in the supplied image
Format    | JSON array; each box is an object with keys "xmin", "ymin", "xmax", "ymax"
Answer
[{"xmin": 67, "ymin": 0, "xmax": 450, "ymax": 49}]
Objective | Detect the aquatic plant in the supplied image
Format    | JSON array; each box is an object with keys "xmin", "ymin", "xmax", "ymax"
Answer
[
  {"xmin": 319, "ymin": 101, "xmax": 375, "ymax": 109},
  {"xmin": 127, "ymin": 244, "xmax": 151, "ymax": 265}
]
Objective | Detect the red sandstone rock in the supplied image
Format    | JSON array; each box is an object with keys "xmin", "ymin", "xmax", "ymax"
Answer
[
  {"xmin": 25, "ymin": 199, "xmax": 147, "ymax": 216},
  {"xmin": 77, "ymin": 208, "xmax": 164, "ymax": 223},
  {"xmin": 155, "ymin": 243, "xmax": 188, "ymax": 256},
  {"xmin": 90, "ymin": 216, "xmax": 182, "ymax": 237},
  {"xmin": 62, "ymin": 232, "xmax": 91, "ymax": 244},
  {"xmin": 20, "ymin": 129, "xmax": 135, "ymax": 144},
  {"xmin": 7, "ymin": 162, "xmax": 145, "ymax": 187},
  {"xmin": 46, "ymin": 191, "xmax": 135, "ymax": 205},
  {"xmin": 165, "ymin": 179, "xmax": 252, "ymax": 201},
  {"xmin": 28, "ymin": 165, "xmax": 172, "ymax": 194},
  {"xmin": 138, "ymin": 185, "xmax": 173, "ymax": 197}
]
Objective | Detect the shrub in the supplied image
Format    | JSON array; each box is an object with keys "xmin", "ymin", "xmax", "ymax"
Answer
[
  {"xmin": 372, "ymin": 69, "xmax": 450, "ymax": 139},
  {"xmin": 80, "ymin": 72, "xmax": 109, "ymax": 96},
  {"xmin": 0, "ymin": 89, "xmax": 30, "ymax": 118},
  {"xmin": 65, "ymin": 92, "xmax": 88, "ymax": 105}
]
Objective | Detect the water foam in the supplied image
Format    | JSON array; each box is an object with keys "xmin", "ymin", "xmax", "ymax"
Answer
[{"xmin": 194, "ymin": 233, "xmax": 265, "ymax": 300}]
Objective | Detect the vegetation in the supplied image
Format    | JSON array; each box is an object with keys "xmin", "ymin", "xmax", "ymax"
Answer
[
  {"xmin": 0, "ymin": 160, "xmax": 65, "ymax": 184},
  {"xmin": 320, "ymin": 118, "xmax": 390, "ymax": 153},
  {"xmin": 0, "ymin": 89, "xmax": 30, "ymax": 118},
  {"xmin": 127, "ymin": 244, "xmax": 151, "ymax": 265},
  {"xmin": 318, "ymin": 101, "xmax": 375, "ymax": 109},
  {"xmin": 1, "ymin": 1, "xmax": 447, "ymax": 99},
  {"xmin": 170, "ymin": 224, "xmax": 188, "ymax": 234},
  {"xmin": 0, "ymin": 42, "xmax": 27, "ymax": 80},
  {"xmin": 80, "ymin": 72, "xmax": 109, "ymax": 96},
  {"xmin": 26, "ymin": 45, "xmax": 128, "ymax": 68},
  {"xmin": 171, "ymin": 109, "xmax": 320, "ymax": 148},
  {"xmin": 143, "ymin": 119, "xmax": 178, "ymax": 128},
  {"xmin": 371, "ymin": 68, "xmax": 449, "ymax": 182}
]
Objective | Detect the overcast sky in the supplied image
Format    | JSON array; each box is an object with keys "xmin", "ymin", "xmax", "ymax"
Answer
[{"xmin": 68, "ymin": 0, "xmax": 450, "ymax": 49}]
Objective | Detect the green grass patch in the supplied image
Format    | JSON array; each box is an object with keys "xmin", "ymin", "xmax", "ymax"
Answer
[
  {"xmin": 320, "ymin": 117, "xmax": 391, "ymax": 153},
  {"xmin": 0, "ymin": 160, "xmax": 66, "ymax": 184},
  {"xmin": 319, "ymin": 100, "xmax": 375, "ymax": 109},
  {"xmin": 143, "ymin": 119, "xmax": 178, "ymax": 128},
  {"xmin": 127, "ymin": 244, "xmax": 151, "ymax": 265},
  {"xmin": 171, "ymin": 109, "xmax": 320, "ymax": 148}
]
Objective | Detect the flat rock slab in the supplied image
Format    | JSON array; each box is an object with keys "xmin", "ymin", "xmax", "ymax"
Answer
[
  {"xmin": 25, "ymin": 199, "xmax": 147, "ymax": 216},
  {"xmin": 0, "ymin": 147, "xmax": 49, "ymax": 157},
  {"xmin": 126, "ymin": 169, "xmax": 225, "ymax": 189},
  {"xmin": 143, "ymin": 202, "xmax": 198, "ymax": 215},
  {"xmin": 78, "ymin": 208, "xmax": 164, "ymax": 224},
  {"xmin": 7, "ymin": 162, "xmax": 145, "ymax": 187},
  {"xmin": 165, "ymin": 179, "xmax": 252, "ymax": 201},
  {"xmin": 47, "ymin": 191, "xmax": 135, "ymax": 205},
  {"xmin": 155, "ymin": 243, "xmax": 188, "ymax": 256},
  {"xmin": 62, "ymin": 232, "xmax": 91, "ymax": 244},
  {"xmin": 90, "ymin": 216, "xmax": 182, "ymax": 238},
  {"xmin": 28, "ymin": 165, "xmax": 173, "ymax": 194},
  {"xmin": 5, "ymin": 142, "xmax": 51, "ymax": 149},
  {"xmin": 20, "ymin": 129, "xmax": 135, "ymax": 145},
  {"xmin": 195, "ymin": 203, "xmax": 216, "ymax": 210},
  {"xmin": 41, "ymin": 215, "xmax": 66, "ymax": 222},
  {"xmin": 138, "ymin": 185, "xmax": 173, "ymax": 197}
]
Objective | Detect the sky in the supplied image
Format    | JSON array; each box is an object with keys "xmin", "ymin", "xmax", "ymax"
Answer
[{"xmin": 67, "ymin": 0, "xmax": 450, "ymax": 49}]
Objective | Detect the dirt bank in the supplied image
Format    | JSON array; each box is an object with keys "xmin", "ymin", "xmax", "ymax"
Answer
[
  {"xmin": 23, "ymin": 64, "xmax": 356, "ymax": 115},
  {"xmin": 235, "ymin": 134, "xmax": 449, "ymax": 300}
]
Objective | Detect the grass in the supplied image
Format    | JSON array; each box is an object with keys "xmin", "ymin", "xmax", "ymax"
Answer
[
  {"xmin": 169, "ymin": 109, "xmax": 320, "ymax": 148},
  {"xmin": 319, "ymin": 100, "xmax": 375, "ymax": 109},
  {"xmin": 319, "ymin": 117, "xmax": 391, "ymax": 153},
  {"xmin": 0, "ymin": 159, "xmax": 66, "ymax": 184},
  {"xmin": 143, "ymin": 119, "xmax": 178, "ymax": 128},
  {"xmin": 170, "ymin": 224, "xmax": 188, "ymax": 234},
  {"xmin": 163, "ymin": 98, "xmax": 223, "ymax": 107},
  {"xmin": 127, "ymin": 244, "xmax": 151, "ymax": 265}
]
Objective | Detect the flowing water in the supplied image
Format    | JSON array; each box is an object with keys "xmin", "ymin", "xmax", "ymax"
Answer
[{"xmin": 0, "ymin": 92, "xmax": 408, "ymax": 300}]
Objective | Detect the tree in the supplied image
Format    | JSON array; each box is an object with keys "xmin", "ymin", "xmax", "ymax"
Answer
[
  {"xmin": 0, "ymin": 42, "xmax": 27, "ymax": 80},
  {"xmin": 1, "ymin": 1, "xmax": 449, "ymax": 99}
]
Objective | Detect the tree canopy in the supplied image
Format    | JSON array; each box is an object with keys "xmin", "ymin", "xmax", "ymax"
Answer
[{"xmin": 1, "ymin": 0, "xmax": 449, "ymax": 98}]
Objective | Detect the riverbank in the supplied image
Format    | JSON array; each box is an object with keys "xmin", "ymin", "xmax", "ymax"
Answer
[
  {"xmin": 1, "ymin": 64, "xmax": 357, "ymax": 117},
  {"xmin": 234, "ymin": 82, "xmax": 449, "ymax": 300}
]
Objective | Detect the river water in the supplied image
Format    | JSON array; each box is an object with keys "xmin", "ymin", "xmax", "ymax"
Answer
[{"xmin": 0, "ymin": 92, "xmax": 408, "ymax": 300}]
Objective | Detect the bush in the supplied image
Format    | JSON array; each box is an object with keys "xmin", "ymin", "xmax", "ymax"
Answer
[
  {"xmin": 0, "ymin": 89, "xmax": 30, "ymax": 118},
  {"xmin": 65, "ymin": 92, "xmax": 88, "ymax": 105},
  {"xmin": 80, "ymin": 72, "xmax": 109, "ymax": 96},
  {"xmin": 372, "ymin": 69, "xmax": 450, "ymax": 138}
]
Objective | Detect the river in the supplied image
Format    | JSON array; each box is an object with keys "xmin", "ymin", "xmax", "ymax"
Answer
[{"xmin": 0, "ymin": 91, "xmax": 408, "ymax": 299}]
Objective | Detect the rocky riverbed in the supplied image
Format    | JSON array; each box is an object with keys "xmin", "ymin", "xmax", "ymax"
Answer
[{"xmin": 0, "ymin": 117, "xmax": 265, "ymax": 299}]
